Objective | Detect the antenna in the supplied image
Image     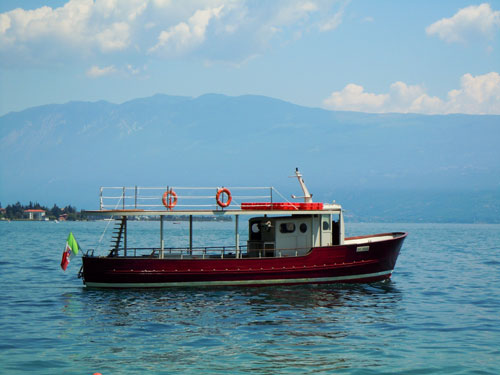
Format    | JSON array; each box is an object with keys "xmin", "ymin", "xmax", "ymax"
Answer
[{"xmin": 290, "ymin": 168, "xmax": 313, "ymax": 203}]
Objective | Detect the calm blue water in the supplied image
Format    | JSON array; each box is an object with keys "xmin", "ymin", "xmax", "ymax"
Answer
[{"xmin": 0, "ymin": 220, "xmax": 499, "ymax": 375}]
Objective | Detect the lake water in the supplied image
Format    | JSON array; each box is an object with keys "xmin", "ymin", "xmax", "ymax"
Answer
[{"xmin": 0, "ymin": 220, "xmax": 499, "ymax": 374}]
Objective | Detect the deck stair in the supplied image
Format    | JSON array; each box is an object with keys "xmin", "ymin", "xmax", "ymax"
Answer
[{"xmin": 109, "ymin": 216, "xmax": 126, "ymax": 256}]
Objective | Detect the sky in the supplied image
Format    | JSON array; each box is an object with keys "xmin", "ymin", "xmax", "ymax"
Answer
[{"xmin": 0, "ymin": 0, "xmax": 499, "ymax": 116}]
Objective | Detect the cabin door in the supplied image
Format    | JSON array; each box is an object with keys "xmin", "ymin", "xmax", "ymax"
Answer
[
  {"xmin": 320, "ymin": 214, "xmax": 333, "ymax": 246},
  {"xmin": 275, "ymin": 218, "xmax": 312, "ymax": 256}
]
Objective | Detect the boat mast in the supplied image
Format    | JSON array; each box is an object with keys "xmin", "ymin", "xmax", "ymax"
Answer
[{"xmin": 291, "ymin": 168, "xmax": 313, "ymax": 203}]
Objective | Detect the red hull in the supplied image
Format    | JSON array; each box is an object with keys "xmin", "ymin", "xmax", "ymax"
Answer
[{"xmin": 82, "ymin": 232, "xmax": 406, "ymax": 287}]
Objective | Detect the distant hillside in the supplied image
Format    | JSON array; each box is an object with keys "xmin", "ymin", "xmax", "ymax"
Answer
[{"xmin": 1, "ymin": 93, "xmax": 499, "ymax": 222}]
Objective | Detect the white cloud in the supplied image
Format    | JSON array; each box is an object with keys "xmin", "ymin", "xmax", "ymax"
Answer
[
  {"xmin": 273, "ymin": 1, "xmax": 318, "ymax": 26},
  {"xmin": 149, "ymin": 6, "xmax": 223, "ymax": 56},
  {"xmin": 323, "ymin": 83, "xmax": 388, "ymax": 112},
  {"xmin": 323, "ymin": 72, "xmax": 500, "ymax": 115},
  {"xmin": 446, "ymin": 72, "xmax": 500, "ymax": 114},
  {"xmin": 96, "ymin": 22, "xmax": 131, "ymax": 51},
  {"xmin": 86, "ymin": 62, "xmax": 147, "ymax": 78},
  {"xmin": 86, "ymin": 65, "xmax": 117, "ymax": 77},
  {"xmin": 0, "ymin": 0, "xmax": 132, "ymax": 64},
  {"xmin": 319, "ymin": 10, "xmax": 343, "ymax": 31},
  {"xmin": 0, "ymin": 0, "xmax": 345, "ymax": 67},
  {"xmin": 126, "ymin": 64, "xmax": 142, "ymax": 75},
  {"xmin": 0, "ymin": 13, "xmax": 11, "ymax": 34},
  {"xmin": 426, "ymin": 3, "xmax": 500, "ymax": 43}
]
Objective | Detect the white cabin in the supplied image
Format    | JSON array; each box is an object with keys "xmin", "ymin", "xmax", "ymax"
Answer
[{"xmin": 247, "ymin": 210, "xmax": 344, "ymax": 257}]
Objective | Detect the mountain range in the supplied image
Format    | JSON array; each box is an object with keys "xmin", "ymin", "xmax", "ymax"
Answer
[{"xmin": 1, "ymin": 93, "xmax": 499, "ymax": 222}]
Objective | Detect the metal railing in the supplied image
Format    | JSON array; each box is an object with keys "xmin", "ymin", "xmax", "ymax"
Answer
[
  {"xmin": 118, "ymin": 246, "xmax": 245, "ymax": 258},
  {"xmin": 85, "ymin": 245, "xmax": 309, "ymax": 259},
  {"xmin": 99, "ymin": 186, "xmax": 292, "ymax": 211}
]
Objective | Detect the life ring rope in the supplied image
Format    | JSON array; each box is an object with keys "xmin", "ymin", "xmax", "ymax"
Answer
[
  {"xmin": 162, "ymin": 189, "xmax": 178, "ymax": 210},
  {"xmin": 216, "ymin": 188, "xmax": 232, "ymax": 208}
]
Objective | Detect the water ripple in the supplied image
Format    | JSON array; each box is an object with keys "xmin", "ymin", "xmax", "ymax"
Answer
[{"xmin": 0, "ymin": 221, "xmax": 499, "ymax": 374}]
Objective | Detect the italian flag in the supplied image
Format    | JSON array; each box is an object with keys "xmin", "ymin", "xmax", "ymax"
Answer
[{"xmin": 61, "ymin": 232, "xmax": 79, "ymax": 271}]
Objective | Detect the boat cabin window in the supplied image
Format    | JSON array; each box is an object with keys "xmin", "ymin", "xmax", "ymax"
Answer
[
  {"xmin": 248, "ymin": 216, "xmax": 314, "ymax": 257},
  {"xmin": 323, "ymin": 220, "xmax": 330, "ymax": 231},
  {"xmin": 251, "ymin": 223, "xmax": 260, "ymax": 233},
  {"xmin": 250, "ymin": 222, "xmax": 261, "ymax": 241},
  {"xmin": 279, "ymin": 223, "xmax": 296, "ymax": 233}
]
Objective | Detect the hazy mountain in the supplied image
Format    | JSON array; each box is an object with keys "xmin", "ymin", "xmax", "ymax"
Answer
[{"xmin": 1, "ymin": 93, "xmax": 499, "ymax": 222}]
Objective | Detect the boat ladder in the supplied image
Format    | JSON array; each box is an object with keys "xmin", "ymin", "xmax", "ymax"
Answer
[{"xmin": 109, "ymin": 216, "xmax": 126, "ymax": 256}]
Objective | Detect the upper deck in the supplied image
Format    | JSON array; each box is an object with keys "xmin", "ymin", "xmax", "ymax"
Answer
[{"xmin": 83, "ymin": 185, "xmax": 342, "ymax": 217}]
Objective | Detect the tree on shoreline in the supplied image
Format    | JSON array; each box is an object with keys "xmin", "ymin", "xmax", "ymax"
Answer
[{"xmin": 0, "ymin": 202, "xmax": 83, "ymax": 220}]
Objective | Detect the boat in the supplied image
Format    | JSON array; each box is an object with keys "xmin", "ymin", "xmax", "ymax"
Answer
[{"xmin": 80, "ymin": 169, "xmax": 406, "ymax": 288}]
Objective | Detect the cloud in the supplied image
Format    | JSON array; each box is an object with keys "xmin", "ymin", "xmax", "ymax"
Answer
[
  {"xmin": 0, "ymin": 0, "xmax": 136, "ymax": 65},
  {"xmin": 95, "ymin": 22, "xmax": 131, "ymax": 52},
  {"xmin": 86, "ymin": 65, "xmax": 117, "ymax": 77},
  {"xmin": 0, "ymin": 13, "xmax": 11, "ymax": 34},
  {"xmin": 149, "ymin": 6, "xmax": 223, "ymax": 56},
  {"xmin": 446, "ymin": 72, "xmax": 500, "ymax": 114},
  {"xmin": 126, "ymin": 64, "xmax": 143, "ymax": 75},
  {"xmin": 426, "ymin": 3, "xmax": 500, "ymax": 43},
  {"xmin": 318, "ymin": 10, "xmax": 343, "ymax": 31},
  {"xmin": 323, "ymin": 83, "xmax": 388, "ymax": 112},
  {"xmin": 323, "ymin": 72, "xmax": 500, "ymax": 115},
  {"xmin": 0, "ymin": 0, "xmax": 345, "ymax": 67}
]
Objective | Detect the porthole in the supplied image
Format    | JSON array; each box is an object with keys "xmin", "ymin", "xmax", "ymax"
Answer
[
  {"xmin": 323, "ymin": 221, "xmax": 330, "ymax": 230},
  {"xmin": 300, "ymin": 223, "xmax": 307, "ymax": 233},
  {"xmin": 251, "ymin": 223, "xmax": 260, "ymax": 233}
]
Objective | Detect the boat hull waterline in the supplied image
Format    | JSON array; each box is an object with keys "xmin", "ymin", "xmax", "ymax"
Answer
[{"xmin": 82, "ymin": 232, "xmax": 406, "ymax": 288}]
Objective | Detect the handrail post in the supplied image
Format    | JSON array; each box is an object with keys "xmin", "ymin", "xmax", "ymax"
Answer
[
  {"xmin": 235, "ymin": 215, "xmax": 240, "ymax": 258},
  {"xmin": 122, "ymin": 187, "xmax": 125, "ymax": 209},
  {"xmin": 160, "ymin": 215, "xmax": 164, "ymax": 259},
  {"xmin": 123, "ymin": 216, "xmax": 127, "ymax": 257},
  {"xmin": 189, "ymin": 215, "xmax": 193, "ymax": 255},
  {"xmin": 100, "ymin": 187, "xmax": 103, "ymax": 210},
  {"xmin": 135, "ymin": 185, "xmax": 138, "ymax": 209}
]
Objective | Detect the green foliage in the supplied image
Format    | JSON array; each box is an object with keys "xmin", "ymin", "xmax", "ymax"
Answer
[{"xmin": 0, "ymin": 202, "xmax": 83, "ymax": 220}]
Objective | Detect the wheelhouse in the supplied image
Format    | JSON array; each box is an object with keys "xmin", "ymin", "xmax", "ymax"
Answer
[{"xmin": 248, "ymin": 212, "xmax": 344, "ymax": 257}]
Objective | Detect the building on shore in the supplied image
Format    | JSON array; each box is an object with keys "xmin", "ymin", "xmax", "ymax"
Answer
[{"xmin": 24, "ymin": 209, "xmax": 46, "ymax": 220}]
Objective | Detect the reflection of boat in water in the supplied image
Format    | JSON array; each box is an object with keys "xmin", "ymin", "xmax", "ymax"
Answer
[{"xmin": 80, "ymin": 169, "xmax": 406, "ymax": 288}]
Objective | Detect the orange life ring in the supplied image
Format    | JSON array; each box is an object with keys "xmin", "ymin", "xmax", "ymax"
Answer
[
  {"xmin": 162, "ymin": 189, "xmax": 178, "ymax": 210},
  {"xmin": 216, "ymin": 188, "xmax": 232, "ymax": 208}
]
